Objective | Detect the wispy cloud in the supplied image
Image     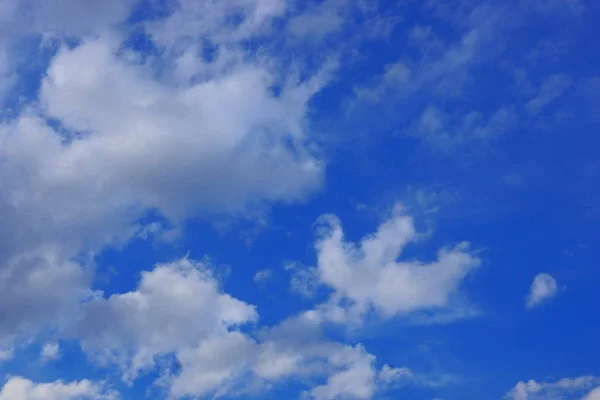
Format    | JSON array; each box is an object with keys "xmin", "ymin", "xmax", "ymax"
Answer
[{"xmin": 526, "ymin": 273, "xmax": 559, "ymax": 309}]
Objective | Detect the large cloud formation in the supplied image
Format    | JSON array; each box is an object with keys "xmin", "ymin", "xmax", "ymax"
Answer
[
  {"xmin": 0, "ymin": 0, "xmax": 542, "ymax": 399},
  {"xmin": 0, "ymin": 0, "xmax": 324, "ymax": 353}
]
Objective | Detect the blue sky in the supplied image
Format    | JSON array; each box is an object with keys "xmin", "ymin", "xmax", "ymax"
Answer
[{"xmin": 0, "ymin": 0, "xmax": 599, "ymax": 399}]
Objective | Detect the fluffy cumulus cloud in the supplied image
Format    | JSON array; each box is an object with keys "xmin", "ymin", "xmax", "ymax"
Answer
[
  {"xmin": 253, "ymin": 269, "xmax": 273, "ymax": 284},
  {"xmin": 505, "ymin": 376, "xmax": 600, "ymax": 400},
  {"xmin": 37, "ymin": 37, "xmax": 323, "ymax": 218},
  {"xmin": 0, "ymin": 0, "xmax": 325, "ymax": 354},
  {"xmin": 1, "ymin": 0, "xmax": 594, "ymax": 398},
  {"xmin": 0, "ymin": 0, "xmax": 136, "ymax": 104},
  {"xmin": 71, "ymin": 259, "xmax": 258, "ymax": 380},
  {"xmin": 308, "ymin": 204, "xmax": 480, "ymax": 324},
  {"xmin": 0, "ymin": 253, "xmax": 92, "ymax": 347},
  {"xmin": 526, "ymin": 273, "xmax": 558, "ymax": 309},
  {"xmin": 0, "ymin": 1, "xmax": 441, "ymax": 397},
  {"xmin": 66, "ymin": 258, "xmax": 410, "ymax": 398},
  {"xmin": 172, "ymin": 338, "xmax": 392, "ymax": 399},
  {"xmin": 0, "ymin": 377, "xmax": 117, "ymax": 400}
]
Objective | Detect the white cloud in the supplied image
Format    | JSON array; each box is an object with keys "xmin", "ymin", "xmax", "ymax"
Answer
[
  {"xmin": 0, "ymin": 0, "xmax": 136, "ymax": 104},
  {"xmin": 355, "ymin": 3, "xmax": 510, "ymax": 104},
  {"xmin": 352, "ymin": 3, "xmax": 519, "ymax": 151},
  {"xmin": 505, "ymin": 376, "xmax": 600, "ymax": 400},
  {"xmin": 71, "ymin": 258, "xmax": 257, "ymax": 380},
  {"xmin": 0, "ymin": 377, "xmax": 117, "ymax": 400},
  {"xmin": 354, "ymin": 62, "xmax": 412, "ymax": 102},
  {"xmin": 286, "ymin": 0, "xmax": 393, "ymax": 44},
  {"xmin": 0, "ymin": 348, "xmax": 13, "ymax": 362},
  {"xmin": 0, "ymin": 0, "xmax": 332, "ymax": 353},
  {"xmin": 253, "ymin": 269, "xmax": 273, "ymax": 284},
  {"xmin": 409, "ymin": 104, "xmax": 517, "ymax": 152},
  {"xmin": 40, "ymin": 343, "xmax": 60, "ymax": 361},
  {"xmin": 169, "ymin": 331, "xmax": 257, "ymax": 398},
  {"xmin": 287, "ymin": 0, "xmax": 345, "ymax": 39},
  {"xmin": 0, "ymin": 252, "xmax": 92, "ymax": 346},
  {"xmin": 66, "ymin": 257, "xmax": 409, "ymax": 399},
  {"xmin": 0, "ymin": 0, "xmax": 135, "ymax": 37},
  {"xmin": 526, "ymin": 273, "xmax": 558, "ymax": 309},
  {"xmin": 526, "ymin": 73, "xmax": 572, "ymax": 115},
  {"xmin": 0, "ymin": 2, "xmax": 533, "ymax": 399},
  {"xmin": 170, "ymin": 328, "xmax": 394, "ymax": 399},
  {"xmin": 303, "ymin": 346, "xmax": 414, "ymax": 400},
  {"xmin": 73, "ymin": 257, "xmax": 254, "ymax": 395},
  {"xmin": 286, "ymin": 262, "xmax": 320, "ymax": 298},
  {"xmin": 305, "ymin": 345, "xmax": 377, "ymax": 400},
  {"xmin": 584, "ymin": 387, "xmax": 600, "ymax": 400},
  {"xmin": 310, "ymin": 203, "xmax": 480, "ymax": 324},
  {"xmin": 37, "ymin": 37, "xmax": 323, "ymax": 219},
  {"xmin": 147, "ymin": 0, "xmax": 286, "ymax": 50},
  {"xmin": 378, "ymin": 364, "xmax": 413, "ymax": 386}
]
